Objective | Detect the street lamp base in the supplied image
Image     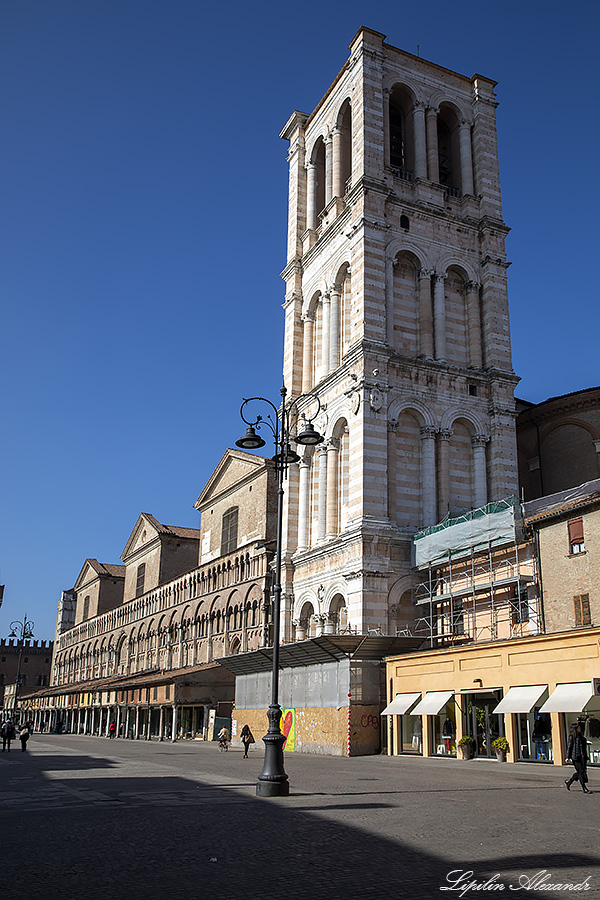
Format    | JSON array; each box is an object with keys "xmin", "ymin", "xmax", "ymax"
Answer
[
  {"xmin": 256, "ymin": 778, "xmax": 290, "ymax": 797},
  {"xmin": 255, "ymin": 704, "xmax": 290, "ymax": 797}
]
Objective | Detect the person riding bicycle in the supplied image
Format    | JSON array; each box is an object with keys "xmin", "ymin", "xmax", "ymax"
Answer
[{"xmin": 218, "ymin": 726, "xmax": 230, "ymax": 750}]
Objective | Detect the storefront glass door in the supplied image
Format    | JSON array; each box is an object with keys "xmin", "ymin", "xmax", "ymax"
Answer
[{"xmin": 464, "ymin": 694, "xmax": 503, "ymax": 758}]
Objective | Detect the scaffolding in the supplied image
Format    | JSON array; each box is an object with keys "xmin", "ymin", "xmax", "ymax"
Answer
[{"xmin": 412, "ymin": 498, "xmax": 542, "ymax": 648}]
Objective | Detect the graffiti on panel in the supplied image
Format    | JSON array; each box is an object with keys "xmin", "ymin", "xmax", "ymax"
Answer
[
  {"xmin": 280, "ymin": 708, "xmax": 295, "ymax": 751},
  {"xmin": 360, "ymin": 713, "xmax": 380, "ymax": 729}
]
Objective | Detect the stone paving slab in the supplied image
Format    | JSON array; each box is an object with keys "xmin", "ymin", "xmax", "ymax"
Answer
[{"xmin": 1, "ymin": 735, "xmax": 599, "ymax": 900}]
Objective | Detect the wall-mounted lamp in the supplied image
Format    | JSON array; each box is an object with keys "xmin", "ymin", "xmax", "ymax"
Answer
[{"xmin": 473, "ymin": 678, "xmax": 483, "ymax": 687}]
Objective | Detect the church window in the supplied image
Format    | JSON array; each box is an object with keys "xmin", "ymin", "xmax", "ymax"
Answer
[
  {"xmin": 82, "ymin": 595, "xmax": 90, "ymax": 620},
  {"xmin": 221, "ymin": 507, "xmax": 238, "ymax": 555},
  {"xmin": 136, "ymin": 563, "xmax": 146, "ymax": 597},
  {"xmin": 400, "ymin": 215, "xmax": 410, "ymax": 231}
]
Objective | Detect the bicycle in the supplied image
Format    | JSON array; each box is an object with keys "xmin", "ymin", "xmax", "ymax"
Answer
[{"xmin": 218, "ymin": 737, "xmax": 229, "ymax": 752}]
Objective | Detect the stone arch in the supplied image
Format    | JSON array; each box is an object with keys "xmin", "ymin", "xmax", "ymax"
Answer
[
  {"xmin": 308, "ymin": 134, "xmax": 327, "ymax": 219},
  {"xmin": 293, "ymin": 594, "xmax": 318, "ymax": 641},
  {"xmin": 387, "ymin": 82, "xmax": 417, "ymax": 175},
  {"xmin": 540, "ymin": 421, "xmax": 600, "ymax": 494},
  {"xmin": 388, "ymin": 576, "xmax": 416, "ymax": 635},
  {"xmin": 335, "ymin": 98, "xmax": 352, "ymax": 194},
  {"xmin": 388, "ymin": 397, "xmax": 435, "ymax": 428}
]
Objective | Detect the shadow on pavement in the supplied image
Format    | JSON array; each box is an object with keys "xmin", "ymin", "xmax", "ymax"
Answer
[{"xmin": 1, "ymin": 742, "xmax": 598, "ymax": 900}]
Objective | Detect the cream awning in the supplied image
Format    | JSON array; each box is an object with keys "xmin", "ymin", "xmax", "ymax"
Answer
[
  {"xmin": 492, "ymin": 685, "xmax": 547, "ymax": 714},
  {"xmin": 539, "ymin": 682, "xmax": 594, "ymax": 713},
  {"xmin": 411, "ymin": 690, "xmax": 454, "ymax": 716},
  {"xmin": 381, "ymin": 692, "xmax": 421, "ymax": 716}
]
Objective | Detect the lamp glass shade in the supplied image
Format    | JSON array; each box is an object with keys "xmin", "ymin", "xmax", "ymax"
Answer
[
  {"xmin": 273, "ymin": 443, "xmax": 300, "ymax": 466},
  {"xmin": 294, "ymin": 422, "xmax": 324, "ymax": 446},
  {"xmin": 235, "ymin": 426, "xmax": 266, "ymax": 450}
]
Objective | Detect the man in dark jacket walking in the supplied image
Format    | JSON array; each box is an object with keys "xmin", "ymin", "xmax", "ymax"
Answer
[
  {"xmin": 565, "ymin": 722, "xmax": 591, "ymax": 793},
  {"xmin": 1, "ymin": 720, "xmax": 16, "ymax": 752}
]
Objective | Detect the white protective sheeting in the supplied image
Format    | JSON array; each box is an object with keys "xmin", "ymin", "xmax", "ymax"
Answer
[
  {"xmin": 381, "ymin": 692, "xmax": 421, "ymax": 716},
  {"xmin": 414, "ymin": 506, "xmax": 515, "ymax": 568},
  {"xmin": 493, "ymin": 685, "xmax": 547, "ymax": 714},
  {"xmin": 411, "ymin": 690, "xmax": 454, "ymax": 716},
  {"xmin": 539, "ymin": 682, "xmax": 594, "ymax": 713}
]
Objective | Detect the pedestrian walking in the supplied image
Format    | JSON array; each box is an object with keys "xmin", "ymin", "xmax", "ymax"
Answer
[
  {"xmin": 108, "ymin": 722, "xmax": 117, "ymax": 739},
  {"xmin": 1, "ymin": 720, "xmax": 16, "ymax": 752},
  {"xmin": 565, "ymin": 722, "xmax": 591, "ymax": 793},
  {"xmin": 19, "ymin": 724, "xmax": 30, "ymax": 753},
  {"xmin": 240, "ymin": 724, "xmax": 255, "ymax": 758}
]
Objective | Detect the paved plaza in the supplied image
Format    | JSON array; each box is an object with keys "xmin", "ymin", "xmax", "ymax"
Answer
[{"xmin": 1, "ymin": 734, "xmax": 599, "ymax": 899}]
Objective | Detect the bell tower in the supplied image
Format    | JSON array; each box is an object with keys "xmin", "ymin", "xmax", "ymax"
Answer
[{"xmin": 279, "ymin": 27, "xmax": 519, "ymax": 641}]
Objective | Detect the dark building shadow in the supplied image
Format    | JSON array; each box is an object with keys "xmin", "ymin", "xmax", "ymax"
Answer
[{"xmin": 1, "ymin": 746, "xmax": 598, "ymax": 900}]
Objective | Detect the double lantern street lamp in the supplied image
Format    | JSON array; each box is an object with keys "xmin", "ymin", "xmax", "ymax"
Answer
[
  {"xmin": 9, "ymin": 614, "xmax": 35, "ymax": 718},
  {"xmin": 236, "ymin": 385, "xmax": 324, "ymax": 797}
]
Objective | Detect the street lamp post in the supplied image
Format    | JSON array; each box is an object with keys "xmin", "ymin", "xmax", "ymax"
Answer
[
  {"xmin": 9, "ymin": 614, "xmax": 35, "ymax": 721},
  {"xmin": 236, "ymin": 385, "xmax": 324, "ymax": 797}
]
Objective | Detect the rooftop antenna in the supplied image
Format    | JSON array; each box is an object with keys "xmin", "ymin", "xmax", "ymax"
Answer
[{"xmin": 417, "ymin": 43, "xmax": 420, "ymax": 57}]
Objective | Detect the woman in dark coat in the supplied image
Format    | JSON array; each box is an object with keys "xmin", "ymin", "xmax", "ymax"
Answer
[
  {"xmin": 565, "ymin": 722, "xmax": 591, "ymax": 793},
  {"xmin": 240, "ymin": 724, "xmax": 254, "ymax": 758}
]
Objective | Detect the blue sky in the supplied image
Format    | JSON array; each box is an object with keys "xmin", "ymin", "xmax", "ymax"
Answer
[{"xmin": 1, "ymin": 0, "xmax": 599, "ymax": 639}]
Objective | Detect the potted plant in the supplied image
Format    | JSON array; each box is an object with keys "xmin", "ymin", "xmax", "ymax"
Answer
[
  {"xmin": 458, "ymin": 735, "xmax": 475, "ymax": 759},
  {"xmin": 492, "ymin": 736, "xmax": 510, "ymax": 762}
]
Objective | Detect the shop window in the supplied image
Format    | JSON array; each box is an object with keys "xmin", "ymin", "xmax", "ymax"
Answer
[
  {"xmin": 221, "ymin": 507, "xmax": 238, "ymax": 555},
  {"xmin": 568, "ymin": 518, "xmax": 585, "ymax": 554},
  {"xmin": 574, "ymin": 593, "xmax": 591, "ymax": 627}
]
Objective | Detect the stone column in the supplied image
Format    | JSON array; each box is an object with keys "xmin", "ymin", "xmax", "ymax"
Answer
[
  {"xmin": 466, "ymin": 281, "xmax": 482, "ymax": 368},
  {"xmin": 385, "ymin": 256, "xmax": 395, "ymax": 346},
  {"xmin": 116, "ymin": 704, "xmax": 121, "ymax": 738},
  {"xmin": 171, "ymin": 704, "xmax": 177, "ymax": 742},
  {"xmin": 387, "ymin": 421, "xmax": 397, "ymax": 523},
  {"xmin": 317, "ymin": 444, "xmax": 328, "ymax": 541},
  {"xmin": 320, "ymin": 293, "xmax": 330, "ymax": 381},
  {"xmin": 421, "ymin": 426, "xmax": 438, "ymax": 526},
  {"xmin": 306, "ymin": 163, "xmax": 317, "ymax": 231},
  {"xmin": 297, "ymin": 455, "xmax": 311, "ymax": 551},
  {"xmin": 332, "ymin": 126, "xmax": 344, "ymax": 198},
  {"xmin": 459, "ymin": 120, "xmax": 474, "ymax": 196},
  {"xmin": 418, "ymin": 268, "xmax": 434, "ymax": 358},
  {"xmin": 302, "ymin": 313, "xmax": 314, "ymax": 392},
  {"xmin": 125, "ymin": 706, "xmax": 130, "ymax": 739},
  {"xmin": 413, "ymin": 103, "xmax": 427, "ymax": 179},
  {"xmin": 325, "ymin": 134, "xmax": 333, "ymax": 206},
  {"xmin": 433, "ymin": 272, "xmax": 447, "ymax": 362},
  {"xmin": 426, "ymin": 108, "xmax": 440, "ymax": 183},
  {"xmin": 159, "ymin": 706, "xmax": 164, "ymax": 741},
  {"xmin": 437, "ymin": 429, "xmax": 452, "ymax": 520},
  {"xmin": 329, "ymin": 287, "xmax": 340, "ymax": 371},
  {"xmin": 326, "ymin": 438, "xmax": 340, "ymax": 537},
  {"xmin": 134, "ymin": 706, "xmax": 140, "ymax": 740},
  {"xmin": 472, "ymin": 435, "xmax": 489, "ymax": 508},
  {"xmin": 383, "ymin": 88, "xmax": 391, "ymax": 167}
]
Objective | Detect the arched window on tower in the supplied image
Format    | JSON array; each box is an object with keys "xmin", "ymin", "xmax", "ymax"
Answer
[
  {"xmin": 437, "ymin": 106, "xmax": 461, "ymax": 196},
  {"xmin": 388, "ymin": 86, "xmax": 415, "ymax": 180}
]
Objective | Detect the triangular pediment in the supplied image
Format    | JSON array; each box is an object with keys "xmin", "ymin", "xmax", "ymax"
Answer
[
  {"xmin": 121, "ymin": 513, "xmax": 163, "ymax": 562},
  {"xmin": 194, "ymin": 448, "xmax": 271, "ymax": 510},
  {"xmin": 73, "ymin": 559, "xmax": 103, "ymax": 591}
]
